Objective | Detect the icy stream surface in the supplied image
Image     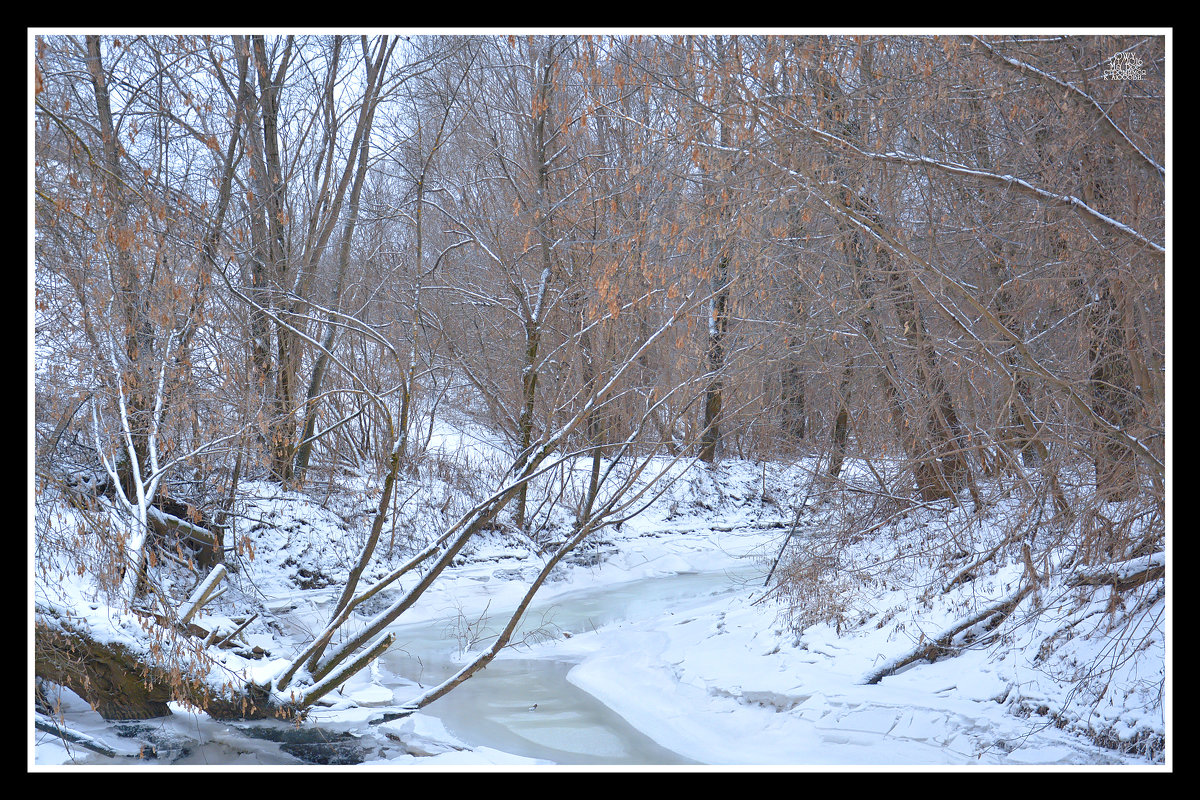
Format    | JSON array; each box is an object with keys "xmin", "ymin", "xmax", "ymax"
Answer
[
  {"xmin": 377, "ymin": 567, "xmax": 763, "ymax": 765},
  {"xmin": 35, "ymin": 552, "xmax": 767, "ymax": 767}
]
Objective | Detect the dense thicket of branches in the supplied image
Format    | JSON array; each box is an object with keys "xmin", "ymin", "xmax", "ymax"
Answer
[{"xmin": 33, "ymin": 34, "xmax": 1165, "ymax": 719}]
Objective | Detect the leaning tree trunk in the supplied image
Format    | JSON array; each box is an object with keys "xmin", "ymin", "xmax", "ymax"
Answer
[
  {"xmin": 35, "ymin": 616, "xmax": 284, "ymax": 721},
  {"xmin": 843, "ymin": 185, "xmax": 974, "ymax": 504}
]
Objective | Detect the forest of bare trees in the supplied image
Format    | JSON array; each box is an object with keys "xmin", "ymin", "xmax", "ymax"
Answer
[{"xmin": 33, "ymin": 34, "xmax": 1165, "ymax": 726}]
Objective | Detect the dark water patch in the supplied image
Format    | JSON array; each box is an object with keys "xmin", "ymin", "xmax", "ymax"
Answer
[
  {"xmin": 234, "ymin": 722, "xmax": 370, "ymax": 765},
  {"xmin": 112, "ymin": 722, "xmax": 192, "ymax": 762}
]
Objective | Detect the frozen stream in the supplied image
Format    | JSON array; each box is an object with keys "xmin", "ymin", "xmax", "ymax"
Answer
[
  {"xmin": 34, "ymin": 558, "xmax": 766, "ymax": 766},
  {"xmin": 377, "ymin": 565, "xmax": 765, "ymax": 765}
]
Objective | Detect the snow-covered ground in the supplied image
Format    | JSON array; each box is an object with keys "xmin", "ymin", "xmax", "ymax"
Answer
[{"xmin": 32, "ymin": 452, "xmax": 1168, "ymax": 770}]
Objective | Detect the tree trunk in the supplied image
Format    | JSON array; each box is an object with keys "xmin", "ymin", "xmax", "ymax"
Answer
[
  {"xmin": 699, "ymin": 36, "xmax": 737, "ymax": 465},
  {"xmin": 827, "ymin": 364, "xmax": 852, "ymax": 479},
  {"xmin": 294, "ymin": 37, "xmax": 392, "ymax": 485},
  {"xmin": 1081, "ymin": 143, "xmax": 1141, "ymax": 504},
  {"xmin": 252, "ymin": 36, "xmax": 299, "ymax": 486},
  {"xmin": 234, "ymin": 37, "xmax": 279, "ymax": 478},
  {"xmin": 780, "ymin": 354, "xmax": 806, "ymax": 442},
  {"xmin": 514, "ymin": 321, "xmax": 542, "ymax": 529},
  {"xmin": 84, "ymin": 36, "xmax": 154, "ymax": 505},
  {"xmin": 514, "ymin": 42, "xmax": 559, "ymax": 528},
  {"xmin": 1088, "ymin": 279, "xmax": 1139, "ymax": 502},
  {"xmin": 35, "ymin": 619, "xmax": 285, "ymax": 721},
  {"xmin": 699, "ymin": 256, "xmax": 730, "ymax": 463}
]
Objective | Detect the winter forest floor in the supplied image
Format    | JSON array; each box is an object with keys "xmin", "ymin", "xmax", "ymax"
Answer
[{"xmin": 31, "ymin": 446, "xmax": 1169, "ymax": 770}]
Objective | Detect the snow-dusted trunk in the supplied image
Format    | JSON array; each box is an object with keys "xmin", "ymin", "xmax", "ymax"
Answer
[
  {"xmin": 394, "ymin": 167, "xmax": 427, "ymax": 470},
  {"xmin": 697, "ymin": 37, "xmax": 741, "ymax": 466},
  {"xmin": 699, "ymin": 255, "xmax": 730, "ymax": 464},
  {"xmin": 826, "ymin": 364, "xmax": 852, "ymax": 479},
  {"xmin": 238, "ymin": 36, "xmax": 298, "ymax": 484},
  {"xmin": 235, "ymin": 37, "xmax": 280, "ymax": 479},
  {"xmin": 91, "ymin": 335, "xmax": 173, "ymax": 603},
  {"xmin": 514, "ymin": 48, "xmax": 559, "ymax": 529},
  {"xmin": 513, "ymin": 307, "xmax": 545, "ymax": 530}
]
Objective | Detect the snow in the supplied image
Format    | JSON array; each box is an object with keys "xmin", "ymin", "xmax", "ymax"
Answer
[{"xmin": 32, "ymin": 453, "xmax": 1168, "ymax": 771}]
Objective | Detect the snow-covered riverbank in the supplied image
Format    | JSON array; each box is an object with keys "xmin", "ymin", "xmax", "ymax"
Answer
[{"xmin": 32, "ymin": 458, "xmax": 1168, "ymax": 769}]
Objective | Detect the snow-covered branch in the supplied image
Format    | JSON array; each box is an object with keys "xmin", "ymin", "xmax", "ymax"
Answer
[
  {"xmin": 787, "ymin": 123, "xmax": 1164, "ymax": 256},
  {"xmin": 968, "ymin": 36, "xmax": 1164, "ymax": 180}
]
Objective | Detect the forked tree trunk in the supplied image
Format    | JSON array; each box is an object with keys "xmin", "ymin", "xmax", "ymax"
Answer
[
  {"xmin": 293, "ymin": 37, "xmax": 392, "ymax": 485},
  {"xmin": 85, "ymin": 36, "xmax": 155, "ymax": 505}
]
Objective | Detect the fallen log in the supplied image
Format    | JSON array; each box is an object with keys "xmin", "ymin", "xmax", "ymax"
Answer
[
  {"xmin": 863, "ymin": 583, "xmax": 1035, "ymax": 685},
  {"xmin": 34, "ymin": 713, "xmax": 120, "ymax": 757},
  {"xmin": 178, "ymin": 564, "xmax": 227, "ymax": 625},
  {"xmin": 1068, "ymin": 552, "xmax": 1165, "ymax": 593},
  {"xmin": 36, "ymin": 621, "xmax": 177, "ymax": 720},
  {"xmin": 34, "ymin": 615, "xmax": 289, "ymax": 721},
  {"xmin": 146, "ymin": 505, "xmax": 222, "ymax": 569}
]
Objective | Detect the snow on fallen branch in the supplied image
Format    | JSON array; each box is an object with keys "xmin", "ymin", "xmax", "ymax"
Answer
[
  {"xmin": 177, "ymin": 564, "xmax": 228, "ymax": 625},
  {"xmin": 862, "ymin": 583, "xmax": 1035, "ymax": 685},
  {"xmin": 1068, "ymin": 551, "xmax": 1165, "ymax": 592},
  {"xmin": 34, "ymin": 713, "xmax": 120, "ymax": 757}
]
